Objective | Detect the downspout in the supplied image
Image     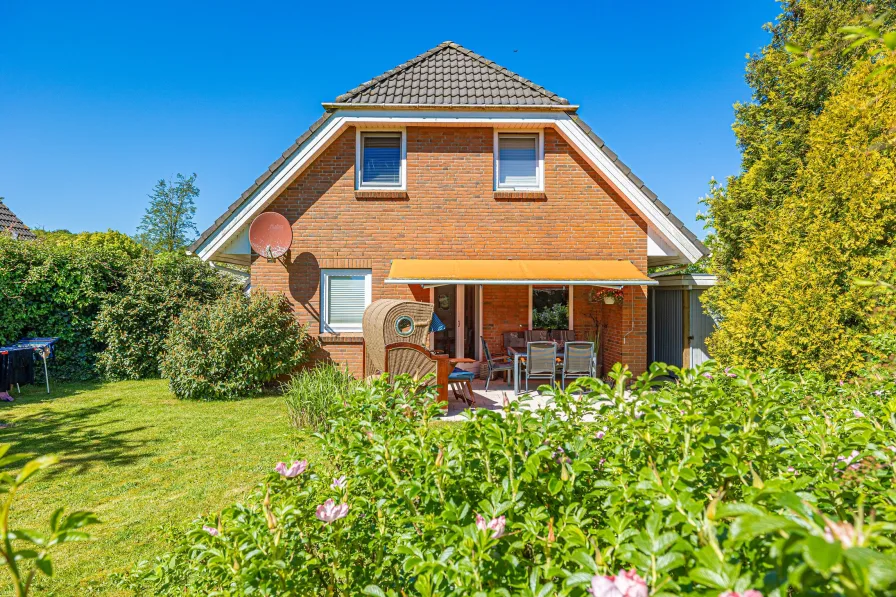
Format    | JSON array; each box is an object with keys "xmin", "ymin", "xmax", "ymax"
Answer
[{"xmin": 622, "ymin": 285, "xmax": 636, "ymax": 345}]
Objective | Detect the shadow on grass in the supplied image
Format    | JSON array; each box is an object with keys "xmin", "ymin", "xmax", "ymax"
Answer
[{"xmin": 0, "ymin": 381, "xmax": 156, "ymax": 476}]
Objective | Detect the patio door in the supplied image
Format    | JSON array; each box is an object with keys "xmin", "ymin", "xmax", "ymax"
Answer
[{"xmin": 432, "ymin": 285, "xmax": 480, "ymax": 360}]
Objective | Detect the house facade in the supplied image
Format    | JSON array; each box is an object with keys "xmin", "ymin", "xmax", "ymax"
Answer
[{"xmin": 190, "ymin": 42, "xmax": 707, "ymax": 378}]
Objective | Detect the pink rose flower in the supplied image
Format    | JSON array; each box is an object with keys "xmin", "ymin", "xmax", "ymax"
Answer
[
  {"xmin": 275, "ymin": 459, "xmax": 308, "ymax": 478},
  {"xmin": 853, "ymin": 409, "xmax": 864, "ymax": 418},
  {"xmin": 588, "ymin": 570, "xmax": 648, "ymax": 597},
  {"xmin": 315, "ymin": 498, "xmax": 349, "ymax": 524},
  {"xmin": 720, "ymin": 591, "xmax": 763, "ymax": 597},
  {"xmin": 475, "ymin": 514, "xmax": 506, "ymax": 539},
  {"xmin": 331, "ymin": 475, "xmax": 347, "ymax": 490},
  {"xmin": 202, "ymin": 525, "xmax": 219, "ymax": 537}
]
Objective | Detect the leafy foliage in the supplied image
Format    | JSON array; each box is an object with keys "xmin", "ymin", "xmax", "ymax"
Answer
[
  {"xmin": 701, "ymin": 0, "xmax": 885, "ymax": 275},
  {"xmin": 532, "ymin": 302, "xmax": 569, "ymax": 330},
  {"xmin": 136, "ymin": 173, "xmax": 200, "ymax": 253},
  {"xmin": 161, "ymin": 291, "xmax": 314, "ymax": 400},
  {"xmin": 93, "ymin": 253, "xmax": 239, "ymax": 380},
  {"xmin": 285, "ymin": 362, "xmax": 359, "ymax": 431},
  {"xmin": 125, "ymin": 362, "xmax": 896, "ymax": 595},
  {"xmin": 0, "ymin": 444, "xmax": 98, "ymax": 597},
  {"xmin": 0, "ymin": 234, "xmax": 133, "ymax": 380},
  {"xmin": 707, "ymin": 54, "xmax": 896, "ymax": 376}
]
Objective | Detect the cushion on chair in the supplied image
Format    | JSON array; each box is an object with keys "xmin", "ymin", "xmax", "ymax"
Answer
[{"xmin": 448, "ymin": 367, "xmax": 476, "ymax": 381}]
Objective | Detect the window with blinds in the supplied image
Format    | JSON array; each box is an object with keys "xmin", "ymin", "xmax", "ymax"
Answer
[
  {"xmin": 496, "ymin": 133, "xmax": 541, "ymax": 189},
  {"xmin": 360, "ymin": 132, "xmax": 402, "ymax": 187},
  {"xmin": 321, "ymin": 269, "xmax": 371, "ymax": 333}
]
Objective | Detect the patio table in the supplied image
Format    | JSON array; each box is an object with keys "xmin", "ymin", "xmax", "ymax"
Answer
[{"xmin": 507, "ymin": 345, "xmax": 564, "ymax": 395}]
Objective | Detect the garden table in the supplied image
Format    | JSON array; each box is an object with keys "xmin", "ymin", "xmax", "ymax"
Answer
[{"xmin": 507, "ymin": 345, "xmax": 565, "ymax": 395}]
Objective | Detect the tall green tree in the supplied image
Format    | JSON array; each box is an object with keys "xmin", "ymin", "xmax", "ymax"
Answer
[
  {"xmin": 701, "ymin": 0, "xmax": 887, "ymax": 276},
  {"xmin": 137, "ymin": 173, "xmax": 199, "ymax": 252},
  {"xmin": 708, "ymin": 53, "xmax": 896, "ymax": 377}
]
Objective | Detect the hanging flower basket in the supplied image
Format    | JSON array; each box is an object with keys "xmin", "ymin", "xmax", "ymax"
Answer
[{"xmin": 589, "ymin": 287, "xmax": 624, "ymax": 305}]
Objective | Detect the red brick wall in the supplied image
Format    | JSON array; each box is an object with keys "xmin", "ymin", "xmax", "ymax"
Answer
[{"xmin": 251, "ymin": 125, "xmax": 649, "ymax": 377}]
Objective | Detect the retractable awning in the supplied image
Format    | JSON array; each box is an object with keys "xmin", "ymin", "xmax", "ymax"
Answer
[{"xmin": 385, "ymin": 259, "xmax": 657, "ymax": 286}]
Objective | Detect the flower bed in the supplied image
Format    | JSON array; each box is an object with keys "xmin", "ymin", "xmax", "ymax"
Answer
[{"xmin": 125, "ymin": 364, "xmax": 896, "ymax": 595}]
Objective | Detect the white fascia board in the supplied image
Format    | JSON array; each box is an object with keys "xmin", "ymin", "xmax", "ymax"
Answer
[
  {"xmin": 553, "ymin": 118, "xmax": 704, "ymax": 264},
  {"xmin": 337, "ymin": 109, "xmax": 560, "ymax": 125},
  {"xmin": 197, "ymin": 115, "xmax": 348, "ymax": 260},
  {"xmin": 198, "ymin": 109, "xmax": 703, "ymax": 264},
  {"xmin": 387, "ymin": 278, "xmax": 658, "ymax": 286}
]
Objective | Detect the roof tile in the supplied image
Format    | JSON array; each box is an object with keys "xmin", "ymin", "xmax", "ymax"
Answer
[
  {"xmin": 0, "ymin": 201, "xmax": 37, "ymax": 241},
  {"xmin": 332, "ymin": 41, "xmax": 569, "ymax": 107}
]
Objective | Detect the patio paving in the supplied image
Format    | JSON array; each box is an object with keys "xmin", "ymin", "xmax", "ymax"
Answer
[{"xmin": 439, "ymin": 378, "xmax": 555, "ymax": 421}]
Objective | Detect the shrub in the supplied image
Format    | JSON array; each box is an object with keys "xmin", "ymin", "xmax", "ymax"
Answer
[
  {"xmin": 125, "ymin": 363, "xmax": 896, "ymax": 595},
  {"xmin": 284, "ymin": 362, "xmax": 358, "ymax": 431},
  {"xmin": 0, "ymin": 234, "xmax": 132, "ymax": 380},
  {"xmin": 93, "ymin": 253, "xmax": 239, "ymax": 380},
  {"xmin": 705, "ymin": 54, "xmax": 896, "ymax": 377},
  {"xmin": 161, "ymin": 291, "xmax": 313, "ymax": 400}
]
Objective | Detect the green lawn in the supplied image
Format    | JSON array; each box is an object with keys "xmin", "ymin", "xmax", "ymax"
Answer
[{"xmin": 0, "ymin": 379, "xmax": 313, "ymax": 595}]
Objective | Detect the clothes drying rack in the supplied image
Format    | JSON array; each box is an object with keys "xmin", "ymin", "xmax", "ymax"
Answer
[{"xmin": 2, "ymin": 337, "xmax": 59, "ymax": 394}]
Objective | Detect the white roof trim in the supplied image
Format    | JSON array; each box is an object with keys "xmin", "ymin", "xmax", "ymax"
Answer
[
  {"xmin": 197, "ymin": 110, "xmax": 704, "ymax": 264},
  {"xmin": 553, "ymin": 119, "xmax": 704, "ymax": 264}
]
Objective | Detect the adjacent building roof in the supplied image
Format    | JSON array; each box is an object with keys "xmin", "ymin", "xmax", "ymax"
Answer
[
  {"xmin": 326, "ymin": 41, "xmax": 571, "ymax": 109},
  {"xmin": 0, "ymin": 200, "xmax": 36, "ymax": 241}
]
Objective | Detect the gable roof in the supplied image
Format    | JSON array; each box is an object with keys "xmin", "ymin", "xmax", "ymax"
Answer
[
  {"xmin": 0, "ymin": 200, "xmax": 36, "ymax": 241},
  {"xmin": 325, "ymin": 41, "xmax": 571, "ymax": 109},
  {"xmin": 190, "ymin": 43, "xmax": 708, "ymax": 263}
]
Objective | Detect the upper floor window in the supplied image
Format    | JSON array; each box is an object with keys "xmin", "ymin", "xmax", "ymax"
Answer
[
  {"xmin": 495, "ymin": 131, "xmax": 543, "ymax": 191},
  {"xmin": 357, "ymin": 131, "xmax": 405, "ymax": 189},
  {"xmin": 320, "ymin": 269, "xmax": 372, "ymax": 333}
]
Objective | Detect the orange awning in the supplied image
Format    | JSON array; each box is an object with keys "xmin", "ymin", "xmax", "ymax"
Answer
[{"xmin": 385, "ymin": 259, "xmax": 656, "ymax": 286}]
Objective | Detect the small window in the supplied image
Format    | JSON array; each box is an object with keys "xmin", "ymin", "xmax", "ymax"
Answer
[
  {"xmin": 496, "ymin": 132, "xmax": 542, "ymax": 190},
  {"xmin": 321, "ymin": 269, "xmax": 372, "ymax": 333},
  {"xmin": 358, "ymin": 132, "xmax": 404, "ymax": 188}
]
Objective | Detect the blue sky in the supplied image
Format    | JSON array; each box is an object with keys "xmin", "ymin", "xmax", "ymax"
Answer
[{"xmin": 0, "ymin": 0, "xmax": 779, "ymax": 240}]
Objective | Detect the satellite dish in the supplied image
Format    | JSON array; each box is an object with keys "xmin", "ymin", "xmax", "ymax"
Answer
[{"xmin": 249, "ymin": 212, "xmax": 292, "ymax": 261}]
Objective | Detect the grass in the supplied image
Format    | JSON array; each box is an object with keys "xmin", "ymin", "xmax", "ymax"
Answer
[
  {"xmin": 0, "ymin": 379, "xmax": 314, "ymax": 595},
  {"xmin": 284, "ymin": 362, "xmax": 359, "ymax": 431}
]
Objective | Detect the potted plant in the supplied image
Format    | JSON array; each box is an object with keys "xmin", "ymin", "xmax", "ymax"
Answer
[{"xmin": 589, "ymin": 287, "xmax": 624, "ymax": 305}]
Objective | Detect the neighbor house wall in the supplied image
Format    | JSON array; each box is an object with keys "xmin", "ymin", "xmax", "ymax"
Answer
[{"xmin": 251, "ymin": 126, "xmax": 649, "ymax": 377}]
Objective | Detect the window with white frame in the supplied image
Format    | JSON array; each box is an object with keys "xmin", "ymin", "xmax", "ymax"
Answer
[
  {"xmin": 495, "ymin": 132, "xmax": 543, "ymax": 190},
  {"xmin": 357, "ymin": 131, "xmax": 405, "ymax": 189},
  {"xmin": 320, "ymin": 269, "xmax": 372, "ymax": 333}
]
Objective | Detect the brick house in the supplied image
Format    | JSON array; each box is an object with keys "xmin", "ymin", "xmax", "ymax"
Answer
[{"xmin": 190, "ymin": 42, "xmax": 707, "ymax": 378}]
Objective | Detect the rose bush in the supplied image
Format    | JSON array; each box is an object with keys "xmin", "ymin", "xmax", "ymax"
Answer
[{"xmin": 124, "ymin": 364, "xmax": 896, "ymax": 595}]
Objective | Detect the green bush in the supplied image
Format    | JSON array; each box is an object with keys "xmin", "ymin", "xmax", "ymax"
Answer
[
  {"xmin": 161, "ymin": 291, "xmax": 313, "ymax": 400},
  {"xmin": 125, "ymin": 363, "xmax": 896, "ymax": 595},
  {"xmin": 706, "ymin": 55, "xmax": 896, "ymax": 377},
  {"xmin": 284, "ymin": 362, "xmax": 358, "ymax": 431},
  {"xmin": 93, "ymin": 253, "xmax": 238, "ymax": 380},
  {"xmin": 0, "ymin": 234, "xmax": 133, "ymax": 380}
]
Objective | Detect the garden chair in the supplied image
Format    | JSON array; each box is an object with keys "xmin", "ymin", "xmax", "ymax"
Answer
[
  {"xmin": 561, "ymin": 341, "xmax": 595, "ymax": 389},
  {"xmin": 524, "ymin": 341, "xmax": 557, "ymax": 393},
  {"xmin": 502, "ymin": 331, "xmax": 527, "ymax": 353},
  {"xmin": 448, "ymin": 367, "xmax": 476, "ymax": 406},
  {"xmin": 480, "ymin": 336, "xmax": 513, "ymax": 391},
  {"xmin": 525, "ymin": 330, "xmax": 549, "ymax": 343}
]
